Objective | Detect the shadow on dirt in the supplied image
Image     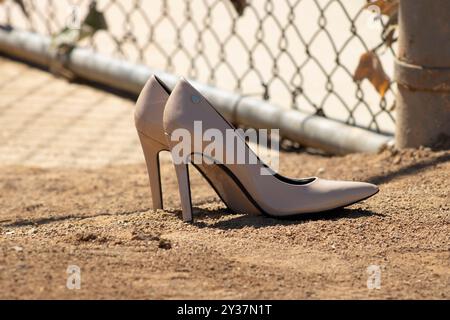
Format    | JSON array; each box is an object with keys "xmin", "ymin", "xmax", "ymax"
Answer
[
  {"xmin": 367, "ymin": 152, "xmax": 450, "ymax": 185},
  {"xmin": 191, "ymin": 207, "xmax": 383, "ymax": 230},
  {"xmin": 0, "ymin": 207, "xmax": 151, "ymax": 228}
]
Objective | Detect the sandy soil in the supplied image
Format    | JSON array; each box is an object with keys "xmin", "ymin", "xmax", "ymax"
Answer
[{"xmin": 0, "ymin": 147, "xmax": 449, "ymax": 299}]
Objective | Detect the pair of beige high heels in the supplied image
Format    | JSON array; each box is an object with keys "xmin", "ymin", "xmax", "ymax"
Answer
[{"xmin": 135, "ymin": 76, "xmax": 378, "ymax": 222}]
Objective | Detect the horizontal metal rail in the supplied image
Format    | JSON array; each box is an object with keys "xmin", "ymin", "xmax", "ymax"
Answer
[{"xmin": 0, "ymin": 27, "xmax": 393, "ymax": 154}]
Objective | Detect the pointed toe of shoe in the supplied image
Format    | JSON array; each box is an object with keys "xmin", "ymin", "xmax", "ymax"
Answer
[
  {"xmin": 341, "ymin": 181, "xmax": 379, "ymax": 206},
  {"xmin": 364, "ymin": 182, "xmax": 379, "ymax": 195},
  {"xmin": 311, "ymin": 179, "xmax": 379, "ymax": 211}
]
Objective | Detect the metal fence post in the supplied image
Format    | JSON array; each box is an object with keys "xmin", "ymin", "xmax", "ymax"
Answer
[{"xmin": 395, "ymin": 0, "xmax": 450, "ymax": 148}]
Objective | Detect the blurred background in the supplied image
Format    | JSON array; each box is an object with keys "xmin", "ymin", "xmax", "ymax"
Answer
[{"xmin": 0, "ymin": 0, "xmax": 396, "ymax": 133}]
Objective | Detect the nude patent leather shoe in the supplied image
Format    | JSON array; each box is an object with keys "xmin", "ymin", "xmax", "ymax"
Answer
[
  {"xmin": 135, "ymin": 76, "xmax": 257, "ymax": 213},
  {"xmin": 163, "ymin": 79, "xmax": 379, "ymax": 222}
]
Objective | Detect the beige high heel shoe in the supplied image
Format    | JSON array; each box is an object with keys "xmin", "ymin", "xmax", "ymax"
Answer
[
  {"xmin": 135, "ymin": 75, "xmax": 171, "ymax": 210},
  {"xmin": 163, "ymin": 79, "xmax": 379, "ymax": 222},
  {"xmin": 135, "ymin": 76, "xmax": 259, "ymax": 215}
]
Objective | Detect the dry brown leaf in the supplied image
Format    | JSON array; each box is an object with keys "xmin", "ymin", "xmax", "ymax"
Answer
[
  {"xmin": 364, "ymin": 1, "xmax": 399, "ymax": 48},
  {"xmin": 354, "ymin": 51, "xmax": 390, "ymax": 97},
  {"xmin": 382, "ymin": 24, "xmax": 397, "ymax": 47},
  {"xmin": 365, "ymin": 0, "xmax": 399, "ymax": 17},
  {"xmin": 228, "ymin": 0, "xmax": 247, "ymax": 16}
]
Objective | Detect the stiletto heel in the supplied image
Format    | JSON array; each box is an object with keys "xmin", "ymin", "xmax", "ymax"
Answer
[
  {"xmin": 173, "ymin": 162, "xmax": 193, "ymax": 222},
  {"xmin": 135, "ymin": 75, "xmax": 172, "ymax": 210},
  {"xmin": 138, "ymin": 132, "xmax": 166, "ymax": 210}
]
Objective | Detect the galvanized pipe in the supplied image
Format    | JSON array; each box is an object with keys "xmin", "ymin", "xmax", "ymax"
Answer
[
  {"xmin": 395, "ymin": 0, "xmax": 450, "ymax": 148},
  {"xmin": 0, "ymin": 27, "xmax": 393, "ymax": 154}
]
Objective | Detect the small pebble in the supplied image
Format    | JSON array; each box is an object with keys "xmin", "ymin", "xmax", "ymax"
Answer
[{"xmin": 158, "ymin": 239, "xmax": 172, "ymax": 250}]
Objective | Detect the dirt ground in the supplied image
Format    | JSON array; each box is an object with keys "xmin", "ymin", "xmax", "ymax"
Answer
[{"xmin": 0, "ymin": 146, "xmax": 449, "ymax": 299}]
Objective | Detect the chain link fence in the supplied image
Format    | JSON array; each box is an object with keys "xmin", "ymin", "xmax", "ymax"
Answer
[{"xmin": 0, "ymin": 0, "xmax": 396, "ymax": 134}]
